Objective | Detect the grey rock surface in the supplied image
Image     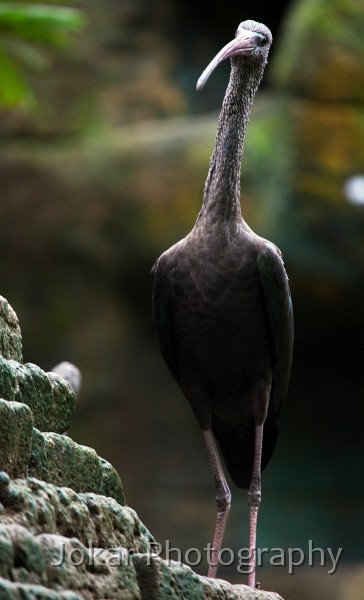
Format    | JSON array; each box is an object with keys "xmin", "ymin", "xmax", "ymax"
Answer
[{"xmin": 0, "ymin": 357, "xmax": 75, "ymax": 434}]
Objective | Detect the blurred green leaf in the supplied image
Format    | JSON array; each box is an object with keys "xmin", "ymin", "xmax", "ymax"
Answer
[
  {"xmin": 0, "ymin": 39, "xmax": 34, "ymax": 107},
  {"xmin": 0, "ymin": 4, "xmax": 85, "ymax": 46},
  {"xmin": 0, "ymin": 2, "xmax": 85, "ymax": 109}
]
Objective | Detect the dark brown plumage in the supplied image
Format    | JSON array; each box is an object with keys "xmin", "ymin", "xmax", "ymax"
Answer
[{"xmin": 152, "ymin": 20, "xmax": 293, "ymax": 587}]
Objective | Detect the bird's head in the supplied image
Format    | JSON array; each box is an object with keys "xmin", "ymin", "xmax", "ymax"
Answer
[{"xmin": 196, "ymin": 20, "xmax": 272, "ymax": 90}]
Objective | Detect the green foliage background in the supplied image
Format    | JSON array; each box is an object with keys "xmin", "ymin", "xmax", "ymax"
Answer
[{"xmin": 0, "ymin": 1, "xmax": 84, "ymax": 107}]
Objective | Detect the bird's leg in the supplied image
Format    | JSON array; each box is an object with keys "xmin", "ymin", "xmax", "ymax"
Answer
[
  {"xmin": 202, "ymin": 429, "xmax": 231, "ymax": 578},
  {"xmin": 246, "ymin": 423, "xmax": 263, "ymax": 588}
]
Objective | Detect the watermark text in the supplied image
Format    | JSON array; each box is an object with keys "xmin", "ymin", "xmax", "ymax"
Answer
[{"xmin": 52, "ymin": 539, "xmax": 343, "ymax": 575}]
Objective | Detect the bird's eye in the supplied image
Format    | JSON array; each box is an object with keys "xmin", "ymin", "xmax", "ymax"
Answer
[{"xmin": 257, "ymin": 33, "xmax": 268, "ymax": 47}]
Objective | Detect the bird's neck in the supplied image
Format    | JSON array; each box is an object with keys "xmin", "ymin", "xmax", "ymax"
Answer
[{"xmin": 196, "ymin": 60, "xmax": 265, "ymax": 227}]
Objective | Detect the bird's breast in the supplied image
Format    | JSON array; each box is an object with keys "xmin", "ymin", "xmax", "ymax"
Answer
[{"xmin": 170, "ymin": 233, "xmax": 272, "ymax": 383}]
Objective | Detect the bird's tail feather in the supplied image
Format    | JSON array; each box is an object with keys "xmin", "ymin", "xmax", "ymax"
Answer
[{"xmin": 211, "ymin": 416, "xmax": 278, "ymax": 489}]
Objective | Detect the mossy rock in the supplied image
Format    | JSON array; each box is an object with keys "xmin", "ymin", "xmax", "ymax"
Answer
[
  {"xmin": 0, "ymin": 295, "xmax": 125, "ymax": 505},
  {"xmin": 0, "ymin": 296, "xmax": 22, "ymax": 363},
  {"xmin": 0, "ymin": 474, "xmax": 283, "ymax": 600},
  {"xmin": 0, "ymin": 357, "xmax": 75, "ymax": 435},
  {"xmin": 0, "ymin": 400, "xmax": 33, "ymax": 478},
  {"xmin": 0, "ymin": 475, "xmax": 151, "ymax": 552},
  {"xmin": 29, "ymin": 430, "xmax": 125, "ymax": 505}
]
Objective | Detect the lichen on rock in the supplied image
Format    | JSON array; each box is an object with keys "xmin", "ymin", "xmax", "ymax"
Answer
[
  {"xmin": 0, "ymin": 486, "xmax": 284, "ymax": 599},
  {"xmin": 0, "ymin": 399, "xmax": 33, "ymax": 479},
  {"xmin": 0, "ymin": 296, "xmax": 23, "ymax": 363},
  {"xmin": 0, "ymin": 357, "xmax": 75, "ymax": 435},
  {"xmin": 0, "ymin": 476, "xmax": 152, "ymax": 553}
]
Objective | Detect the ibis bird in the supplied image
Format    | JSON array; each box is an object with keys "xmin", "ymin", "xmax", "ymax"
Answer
[{"xmin": 152, "ymin": 20, "xmax": 293, "ymax": 587}]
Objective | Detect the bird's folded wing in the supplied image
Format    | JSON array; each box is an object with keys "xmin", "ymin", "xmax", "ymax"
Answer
[
  {"xmin": 257, "ymin": 245, "xmax": 294, "ymax": 427},
  {"xmin": 151, "ymin": 256, "xmax": 181, "ymax": 386}
]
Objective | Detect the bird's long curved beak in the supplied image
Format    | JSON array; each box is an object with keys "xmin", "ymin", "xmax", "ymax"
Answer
[{"xmin": 196, "ymin": 29, "xmax": 261, "ymax": 90}]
